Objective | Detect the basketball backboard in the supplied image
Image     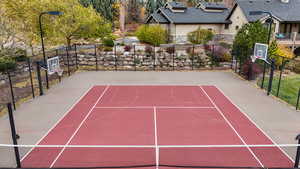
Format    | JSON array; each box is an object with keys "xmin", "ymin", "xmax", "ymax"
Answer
[
  {"xmin": 47, "ymin": 57, "xmax": 61, "ymax": 75},
  {"xmin": 252, "ymin": 43, "xmax": 269, "ymax": 63}
]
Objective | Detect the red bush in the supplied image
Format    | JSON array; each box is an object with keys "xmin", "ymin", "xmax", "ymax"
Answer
[{"xmin": 124, "ymin": 45, "xmax": 132, "ymax": 52}]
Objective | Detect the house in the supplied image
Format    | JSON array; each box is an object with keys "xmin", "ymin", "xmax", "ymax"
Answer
[
  {"xmin": 145, "ymin": 1, "xmax": 232, "ymax": 43},
  {"xmin": 227, "ymin": 0, "xmax": 300, "ymax": 46},
  {"xmin": 146, "ymin": 0, "xmax": 300, "ymax": 47}
]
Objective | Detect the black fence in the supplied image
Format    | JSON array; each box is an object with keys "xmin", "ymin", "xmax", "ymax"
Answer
[
  {"xmin": 231, "ymin": 50, "xmax": 300, "ymax": 110},
  {"xmin": 0, "ymin": 43, "xmax": 233, "ymax": 115}
]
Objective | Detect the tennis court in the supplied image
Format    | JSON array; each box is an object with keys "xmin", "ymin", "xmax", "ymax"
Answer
[{"xmin": 19, "ymin": 85, "xmax": 293, "ymax": 168}]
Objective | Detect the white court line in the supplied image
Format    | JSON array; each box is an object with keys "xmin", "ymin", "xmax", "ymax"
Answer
[
  {"xmin": 2, "ymin": 144, "xmax": 300, "ymax": 148},
  {"xmin": 21, "ymin": 85, "xmax": 94, "ymax": 161},
  {"xmin": 94, "ymin": 106, "xmax": 215, "ymax": 109},
  {"xmin": 153, "ymin": 107, "xmax": 159, "ymax": 169},
  {"xmin": 215, "ymin": 86, "xmax": 294, "ymax": 162},
  {"xmin": 199, "ymin": 86, "xmax": 264, "ymax": 167},
  {"xmin": 49, "ymin": 85, "xmax": 110, "ymax": 168}
]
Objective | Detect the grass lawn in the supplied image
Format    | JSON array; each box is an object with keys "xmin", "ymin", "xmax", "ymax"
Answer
[{"xmin": 258, "ymin": 74, "xmax": 300, "ymax": 107}]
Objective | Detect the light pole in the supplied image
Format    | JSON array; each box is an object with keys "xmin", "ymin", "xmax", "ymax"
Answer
[
  {"xmin": 249, "ymin": 11, "xmax": 274, "ymax": 89},
  {"xmin": 39, "ymin": 11, "xmax": 63, "ymax": 89}
]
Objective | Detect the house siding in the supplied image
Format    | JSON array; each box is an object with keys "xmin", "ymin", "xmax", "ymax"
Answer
[
  {"xmin": 226, "ymin": 6, "xmax": 248, "ymax": 35},
  {"xmin": 169, "ymin": 24, "xmax": 223, "ymax": 43}
]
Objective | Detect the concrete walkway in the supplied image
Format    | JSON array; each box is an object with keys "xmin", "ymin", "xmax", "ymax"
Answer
[{"xmin": 1, "ymin": 71, "xmax": 299, "ymax": 167}]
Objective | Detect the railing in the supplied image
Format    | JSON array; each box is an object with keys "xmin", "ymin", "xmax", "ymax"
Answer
[{"xmin": 275, "ymin": 32, "xmax": 300, "ymax": 41}]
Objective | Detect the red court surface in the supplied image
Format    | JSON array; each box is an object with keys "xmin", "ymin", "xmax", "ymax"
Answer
[{"xmin": 21, "ymin": 85, "xmax": 294, "ymax": 168}]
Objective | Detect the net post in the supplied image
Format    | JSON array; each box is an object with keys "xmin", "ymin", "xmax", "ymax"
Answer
[
  {"xmin": 27, "ymin": 57, "xmax": 35, "ymax": 98},
  {"xmin": 295, "ymin": 134, "xmax": 300, "ymax": 168},
  {"xmin": 7, "ymin": 103, "xmax": 21, "ymax": 168},
  {"xmin": 267, "ymin": 59, "xmax": 275, "ymax": 96},
  {"xmin": 156, "ymin": 146, "xmax": 159, "ymax": 169},
  {"xmin": 36, "ymin": 61, "xmax": 44, "ymax": 96},
  {"xmin": 7, "ymin": 71, "xmax": 16, "ymax": 110}
]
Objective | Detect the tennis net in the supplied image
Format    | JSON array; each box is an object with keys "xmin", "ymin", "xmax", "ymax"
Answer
[{"xmin": 0, "ymin": 144, "xmax": 298, "ymax": 168}]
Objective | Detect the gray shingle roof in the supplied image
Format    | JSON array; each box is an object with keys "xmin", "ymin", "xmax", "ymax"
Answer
[
  {"xmin": 198, "ymin": 1, "xmax": 227, "ymax": 10},
  {"xmin": 236, "ymin": 0, "xmax": 300, "ymax": 22},
  {"xmin": 150, "ymin": 11, "xmax": 169, "ymax": 23},
  {"xmin": 167, "ymin": 1, "xmax": 187, "ymax": 9},
  {"xmin": 159, "ymin": 7, "xmax": 230, "ymax": 24}
]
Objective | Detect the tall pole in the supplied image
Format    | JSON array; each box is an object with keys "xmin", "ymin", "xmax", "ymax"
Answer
[
  {"xmin": 39, "ymin": 13, "xmax": 49, "ymax": 89},
  {"xmin": 261, "ymin": 13, "xmax": 273, "ymax": 89},
  {"xmin": 7, "ymin": 103, "xmax": 21, "ymax": 168}
]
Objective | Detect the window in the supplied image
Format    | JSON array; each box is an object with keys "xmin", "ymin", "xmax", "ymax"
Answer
[
  {"xmin": 225, "ymin": 24, "xmax": 229, "ymax": 30},
  {"xmin": 235, "ymin": 25, "xmax": 239, "ymax": 30}
]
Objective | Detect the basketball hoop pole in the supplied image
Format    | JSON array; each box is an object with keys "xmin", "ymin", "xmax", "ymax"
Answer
[
  {"xmin": 267, "ymin": 59, "xmax": 275, "ymax": 96},
  {"xmin": 249, "ymin": 11, "xmax": 274, "ymax": 89},
  {"xmin": 36, "ymin": 61, "xmax": 44, "ymax": 96}
]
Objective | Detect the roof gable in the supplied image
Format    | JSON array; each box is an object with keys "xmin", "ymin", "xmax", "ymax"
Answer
[{"xmin": 232, "ymin": 0, "xmax": 300, "ymax": 22}]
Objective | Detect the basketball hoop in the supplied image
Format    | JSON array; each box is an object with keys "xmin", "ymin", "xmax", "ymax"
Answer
[{"xmin": 253, "ymin": 43, "xmax": 269, "ymax": 63}]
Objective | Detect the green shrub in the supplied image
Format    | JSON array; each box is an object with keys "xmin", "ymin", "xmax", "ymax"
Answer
[
  {"xmin": 219, "ymin": 42, "xmax": 232, "ymax": 49},
  {"xmin": 103, "ymin": 35, "xmax": 115, "ymax": 47},
  {"xmin": 188, "ymin": 28, "xmax": 214, "ymax": 44},
  {"xmin": 136, "ymin": 25, "xmax": 167, "ymax": 46},
  {"xmin": 294, "ymin": 62, "xmax": 300, "ymax": 73},
  {"xmin": 103, "ymin": 46, "xmax": 113, "ymax": 52},
  {"xmin": 0, "ymin": 57, "xmax": 16, "ymax": 72}
]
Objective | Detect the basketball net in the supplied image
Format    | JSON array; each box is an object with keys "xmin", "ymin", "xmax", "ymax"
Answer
[
  {"xmin": 57, "ymin": 68, "xmax": 64, "ymax": 77},
  {"xmin": 250, "ymin": 55, "xmax": 257, "ymax": 63}
]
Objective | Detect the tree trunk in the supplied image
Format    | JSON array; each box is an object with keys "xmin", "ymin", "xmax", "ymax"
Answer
[
  {"xmin": 119, "ymin": 0, "xmax": 126, "ymax": 33},
  {"xmin": 66, "ymin": 38, "xmax": 72, "ymax": 50}
]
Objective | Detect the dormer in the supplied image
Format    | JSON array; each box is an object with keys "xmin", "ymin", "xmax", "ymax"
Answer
[
  {"xmin": 164, "ymin": 1, "xmax": 187, "ymax": 13},
  {"xmin": 197, "ymin": 1, "xmax": 227, "ymax": 12}
]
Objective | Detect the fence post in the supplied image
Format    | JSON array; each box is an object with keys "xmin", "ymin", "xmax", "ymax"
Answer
[
  {"xmin": 7, "ymin": 103, "xmax": 21, "ymax": 168},
  {"xmin": 36, "ymin": 61, "xmax": 44, "ymax": 96},
  {"xmin": 261, "ymin": 62, "xmax": 267, "ymax": 89},
  {"xmin": 27, "ymin": 58, "xmax": 35, "ymax": 98},
  {"xmin": 114, "ymin": 45, "xmax": 117, "ymax": 71},
  {"xmin": 192, "ymin": 45, "xmax": 194, "ymax": 70},
  {"xmin": 211, "ymin": 44, "xmax": 215, "ymax": 69},
  {"xmin": 277, "ymin": 58, "xmax": 285, "ymax": 97},
  {"xmin": 267, "ymin": 59, "xmax": 275, "ymax": 96},
  {"xmin": 95, "ymin": 44, "xmax": 98, "ymax": 71},
  {"xmin": 66, "ymin": 47, "xmax": 71, "ymax": 76},
  {"xmin": 7, "ymin": 72, "xmax": 16, "ymax": 110},
  {"xmin": 173, "ymin": 45, "xmax": 175, "ymax": 71},
  {"xmin": 297, "ymin": 87, "xmax": 300, "ymax": 110},
  {"xmin": 134, "ymin": 45, "xmax": 136, "ymax": 71},
  {"xmin": 235, "ymin": 50, "xmax": 239, "ymax": 73},
  {"xmin": 74, "ymin": 44, "xmax": 78, "ymax": 69},
  {"xmin": 153, "ymin": 45, "xmax": 156, "ymax": 71}
]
